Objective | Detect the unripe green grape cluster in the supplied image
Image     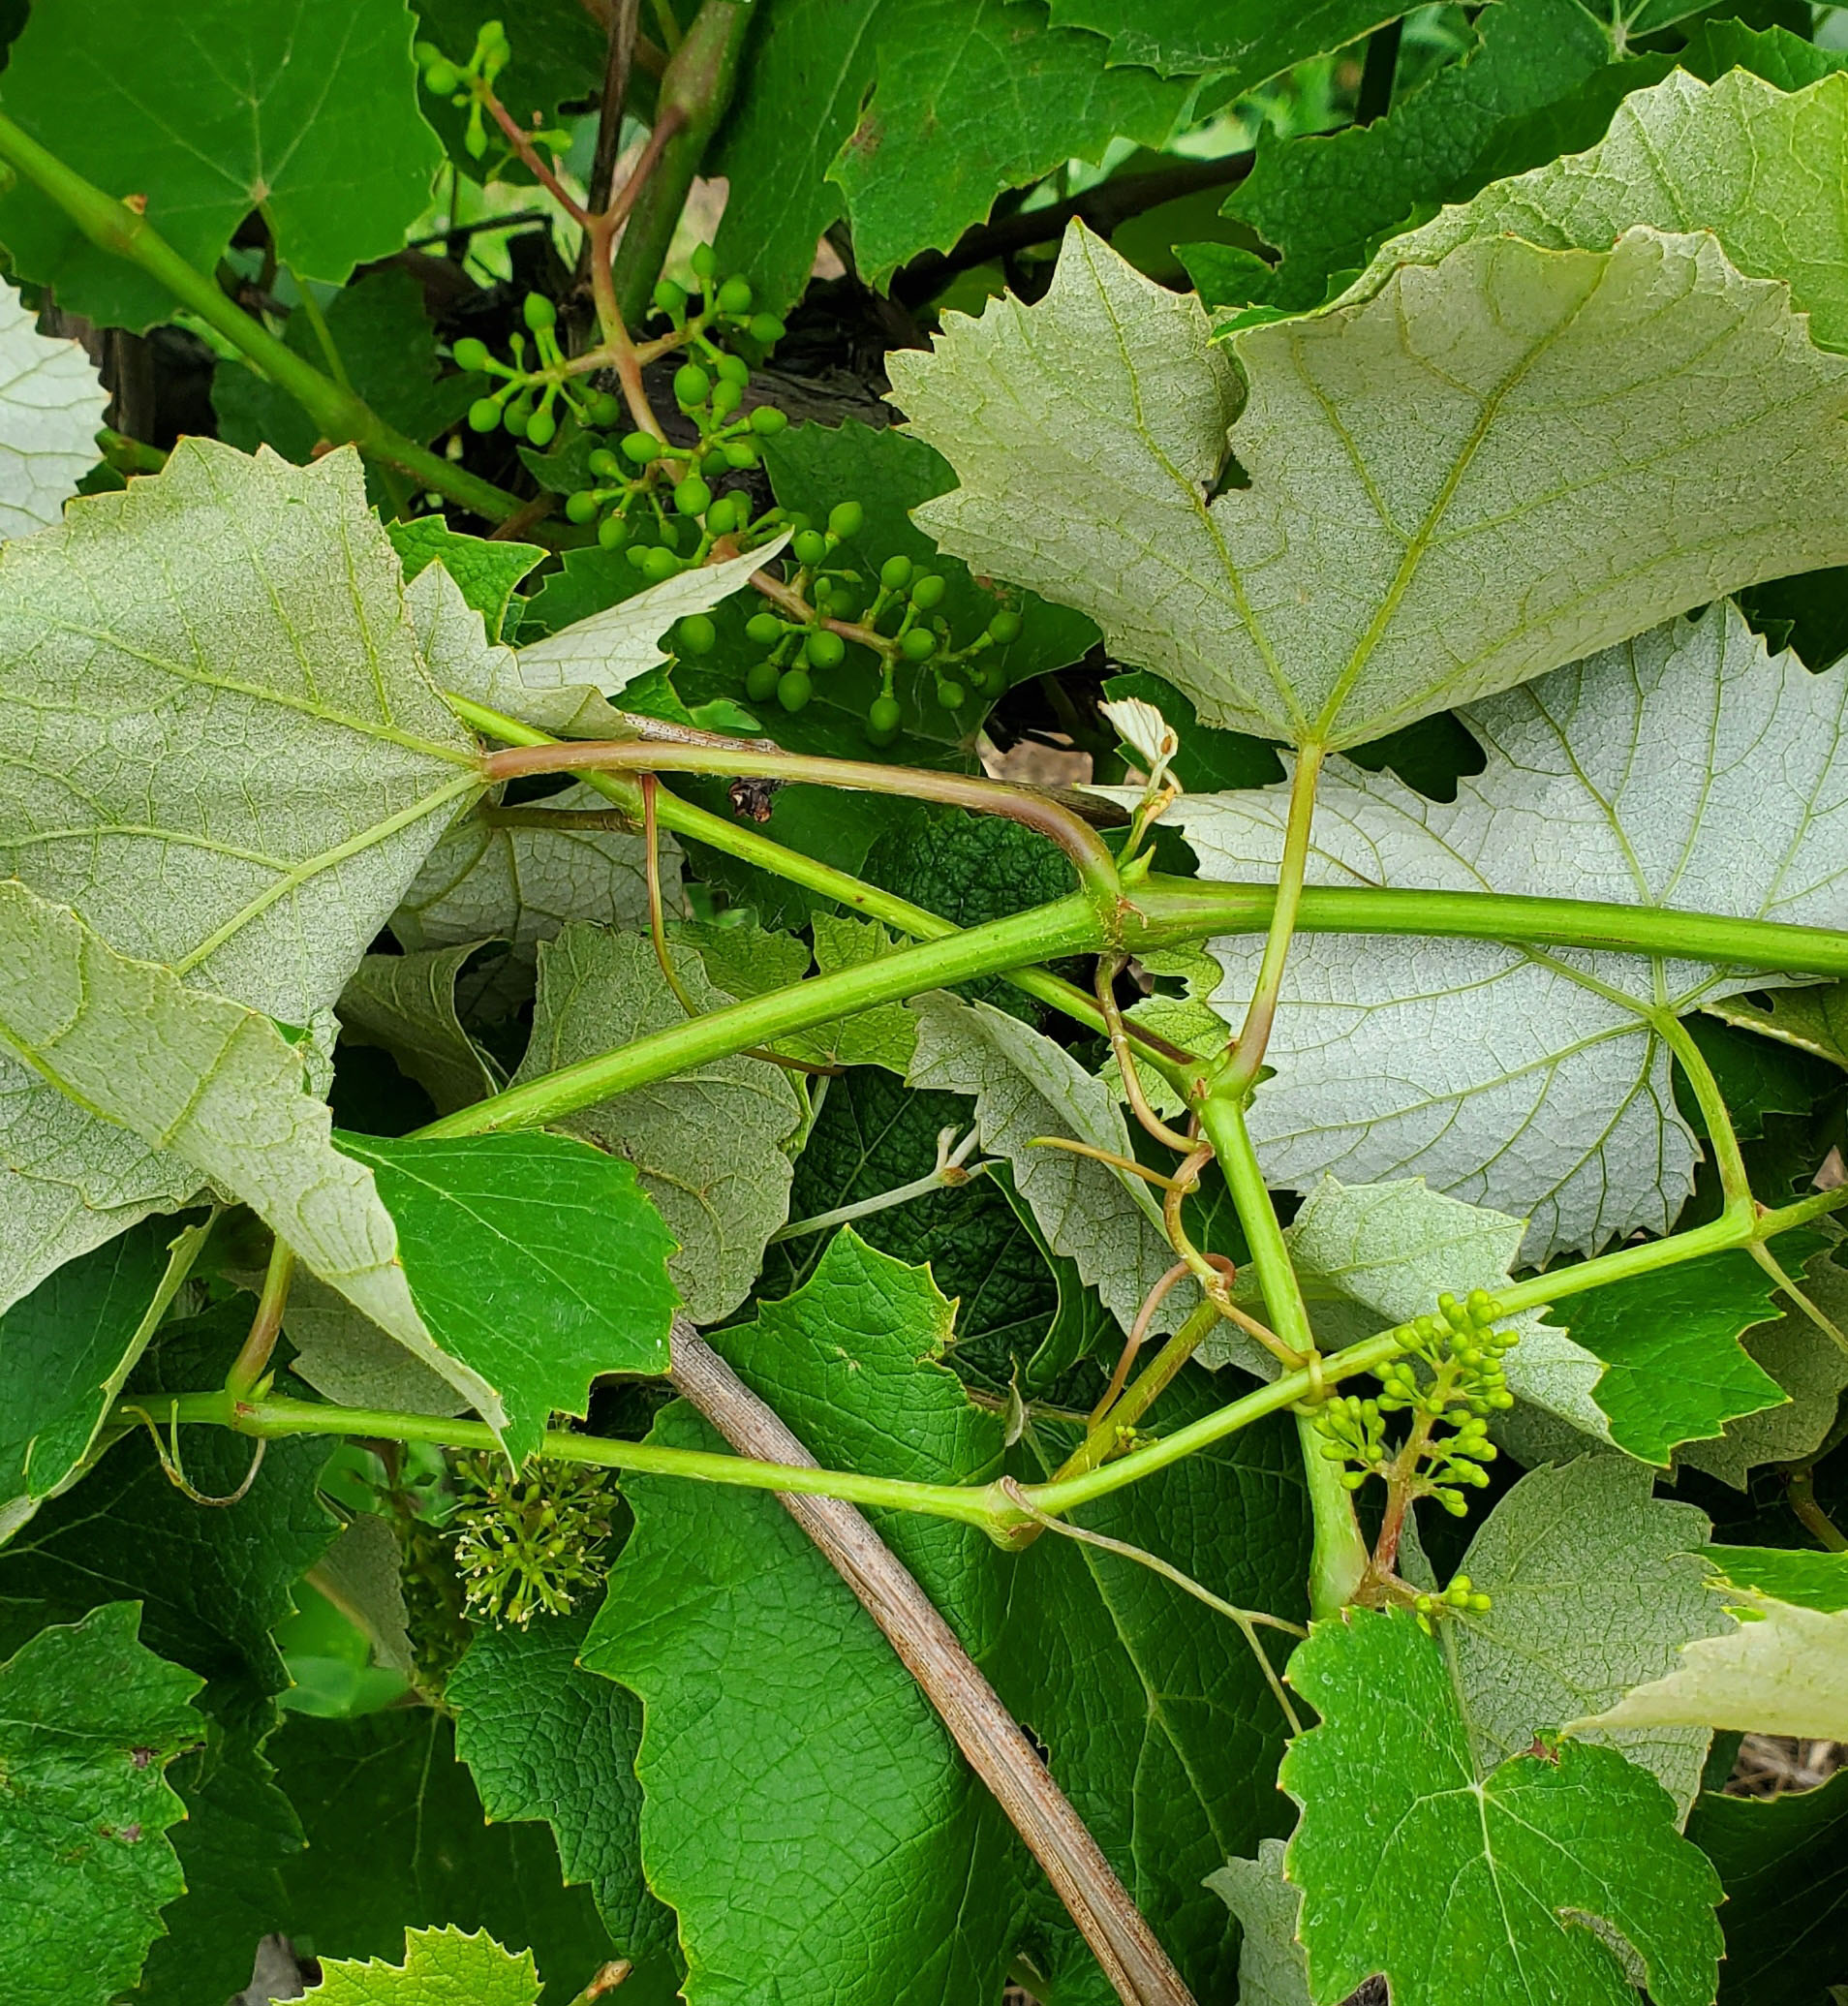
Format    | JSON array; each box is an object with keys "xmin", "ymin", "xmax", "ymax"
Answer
[
  {"xmin": 455, "ymin": 294, "xmax": 626, "ymax": 447},
  {"xmin": 544, "ymin": 249, "xmax": 789, "ymax": 582},
  {"xmin": 447, "ymin": 1453, "xmax": 620, "ymax": 1629},
  {"xmin": 740, "ymin": 531, "xmax": 1026, "ymax": 740},
  {"xmin": 414, "ymin": 20, "xmax": 565, "ymax": 164}
]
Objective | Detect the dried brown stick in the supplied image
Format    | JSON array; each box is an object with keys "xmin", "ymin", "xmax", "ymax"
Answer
[{"xmin": 667, "ymin": 1319, "xmax": 1197, "ymax": 2006}]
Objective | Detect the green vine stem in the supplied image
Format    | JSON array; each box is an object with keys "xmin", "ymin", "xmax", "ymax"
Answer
[
  {"xmin": 481, "ymin": 736, "xmax": 1124, "ymax": 909},
  {"xmin": 449, "ymin": 694, "xmax": 1187, "ymax": 1077},
  {"xmin": 608, "ymin": 1, "xmax": 753, "ymax": 329},
  {"xmin": 419, "ymin": 890, "xmax": 1102, "ymax": 1137},
  {"xmin": 0, "ymin": 113, "xmax": 523, "ymax": 521},
  {"xmin": 1223, "ymin": 742, "xmax": 1324, "ymax": 1095}
]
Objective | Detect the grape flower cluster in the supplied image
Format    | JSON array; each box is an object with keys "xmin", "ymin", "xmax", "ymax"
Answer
[
  {"xmin": 447, "ymin": 1452, "xmax": 620, "ymax": 1629},
  {"xmin": 1312, "ymin": 1288, "xmax": 1520, "ymax": 1610}
]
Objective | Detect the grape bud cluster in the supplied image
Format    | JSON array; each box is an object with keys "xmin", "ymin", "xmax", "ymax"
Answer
[
  {"xmin": 447, "ymin": 1453, "xmax": 620, "ymax": 1628},
  {"xmin": 1313, "ymin": 1286, "xmax": 1520, "ymax": 1530},
  {"xmin": 414, "ymin": 20, "xmax": 558, "ymax": 163}
]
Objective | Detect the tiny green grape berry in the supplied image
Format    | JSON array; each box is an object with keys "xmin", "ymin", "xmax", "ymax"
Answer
[
  {"xmin": 524, "ymin": 406, "xmax": 557, "ymax": 447},
  {"xmin": 937, "ymin": 679, "xmax": 968, "ymax": 708},
  {"xmin": 745, "ymin": 659, "xmax": 782, "ymax": 702},
  {"xmin": 716, "ymin": 353, "xmax": 751, "ymax": 386},
  {"xmin": 502, "ymin": 399, "xmax": 531, "ymax": 439},
  {"xmin": 673, "ymin": 362, "xmax": 711, "ymax": 409},
  {"xmin": 745, "ymin": 612, "xmax": 784, "ymax": 646},
  {"xmin": 910, "ymin": 572, "xmax": 946, "ymax": 610},
  {"xmin": 423, "ymin": 57, "xmax": 461, "ymax": 93},
  {"xmin": 523, "ymin": 293, "xmax": 556, "ymax": 332},
  {"xmin": 678, "ymin": 614, "xmax": 718, "ymax": 655},
  {"xmin": 692, "ymin": 243, "xmax": 719, "ymax": 282},
  {"xmin": 451, "ymin": 335, "xmax": 491, "ymax": 373},
  {"xmin": 584, "ymin": 390, "xmax": 624, "ymax": 428},
  {"xmin": 988, "ymin": 608, "xmax": 1023, "ymax": 644},
  {"xmin": 792, "ymin": 529, "xmax": 828, "ymax": 568},
  {"xmin": 901, "ymin": 627, "xmax": 936, "ymax": 662},
  {"xmin": 673, "ymin": 475, "xmax": 713, "ymax": 517},
  {"xmin": 723, "ymin": 440, "xmax": 759, "ymax": 469},
  {"xmin": 716, "ymin": 275, "xmax": 754, "ymax": 315},
  {"xmin": 808, "ymin": 629, "xmax": 847, "ymax": 670},
  {"xmin": 625, "ymin": 545, "xmax": 651, "ymax": 571},
  {"xmin": 598, "ymin": 513, "xmax": 630, "ymax": 551},
  {"xmin": 641, "ymin": 545, "xmax": 681, "ymax": 583},
  {"xmin": 468, "ymin": 397, "xmax": 502, "ymax": 433},
  {"xmin": 867, "ymin": 696, "xmax": 902, "ymax": 745},
  {"xmin": 703, "ymin": 493, "xmax": 739, "ymax": 536},
  {"xmin": 827, "ymin": 501, "xmax": 864, "ymax": 540},
  {"xmin": 588, "ymin": 448, "xmax": 621, "ymax": 478},
  {"xmin": 748, "ymin": 314, "xmax": 786, "ymax": 347},
  {"xmin": 777, "ymin": 667, "xmax": 812, "ymax": 712},
  {"xmin": 711, "ymin": 380, "xmax": 743, "ymax": 418},
  {"xmin": 621, "ymin": 431, "xmax": 657, "ymax": 465},
  {"xmin": 749, "ymin": 405, "xmax": 788, "ymax": 436},
  {"xmin": 880, "ymin": 554, "xmax": 914, "ymax": 592},
  {"xmin": 653, "ymin": 278, "xmax": 689, "ymax": 320},
  {"xmin": 565, "ymin": 489, "xmax": 601, "ymax": 525}
]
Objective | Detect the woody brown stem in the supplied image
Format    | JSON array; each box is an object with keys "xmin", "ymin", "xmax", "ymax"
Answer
[{"xmin": 667, "ymin": 1320, "xmax": 1197, "ymax": 2006}]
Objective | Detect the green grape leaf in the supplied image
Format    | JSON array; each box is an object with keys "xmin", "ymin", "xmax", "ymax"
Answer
[
  {"xmin": 513, "ymin": 926, "xmax": 801, "ymax": 1323},
  {"xmin": 1044, "ymin": 0, "xmax": 1405, "ymax": 81},
  {"xmin": 1226, "ymin": 0, "xmax": 1616, "ymax": 312},
  {"xmin": 1703, "ymin": 1545, "xmax": 1848, "ymax": 1613},
  {"xmin": 393, "ymin": 783, "xmax": 677, "ymax": 960},
  {"xmin": 0, "ymin": 439, "xmax": 481, "ymax": 1015},
  {"xmin": 713, "ymin": 0, "xmax": 1187, "ymax": 311},
  {"xmin": 867, "ymin": 804, "xmax": 1076, "ymax": 934},
  {"xmin": 1679, "ymin": 1240, "xmax": 1848, "ymax": 1489},
  {"xmin": 890, "ymin": 216, "xmax": 1848, "ymax": 753},
  {"xmin": 314, "ymin": 1513, "xmax": 415, "ymax": 1682},
  {"xmin": 1204, "ymin": 1173, "xmax": 1609, "ymax": 1441},
  {"xmin": 1675, "ymin": 1014, "xmax": 1837, "ymax": 1143},
  {"xmin": 0, "ymin": 0, "xmax": 443, "ymax": 331},
  {"xmin": 336, "ymin": 944, "xmax": 505, "ymax": 1118},
  {"xmin": 1176, "ymin": 609, "xmax": 1848, "ymax": 1257},
  {"xmin": 214, "ymin": 268, "xmax": 479, "ymax": 464},
  {"xmin": 1205, "ymin": 1839, "xmax": 1309, "ymax": 2006},
  {"xmin": 0, "ymin": 1305, "xmax": 339, "ymax": 1727},
  {"xmin": 1361, "ymin": 69, "xmax": 1848, "ymax": 349},
  {"xmin": 254, "ymin": 1709, "xmax": 624, "ymax": 2004},
  {"xmin": 755, "ymin": 1066, "xmax": 1062, "ymax": 1387},
  {"xmin": 987, "ymin": 1162, "xmax": 1116, "ymax": 1391},
  {"xmin": 448, "ymin": 1602, "xmax": 674, "ymax": 1962},
  {"xmin": 0, "ymin": 1215, "xmax": 203, "ymax": 1541},
  {"xmin": 792, "ymin": 916, "xmax": 919, "ymax": 1072},
  {"xmin": 0, "ymin": 273, "xmax": 106, "ymax": 534},
  {"xmin": 907, "ymin": 990, "xmax": 1193, "ymax": 1331},
  {"xmin": 388, "ymin": 522, "xmax": 544, "ymax": 644},
  {"xmin": 1708, "ymin": 986, "xmax": 1848, "ymax": 1075},
  {"xmin": 1575, "ymin": 1549, "xmax": 1848, "ymax": 1742},
  {"xmin": 0, "ymin": 1604, "xmax": 203, "ymax": 2006},
  {"xmin": 1449, "ymin": 1455, "xmax": 1730, "ymax": 1816},
  {"xmin": 299, "ymin": 1925, "xmax": 540, "ymax": 2006},
  {"xmin": 133, "ymin": 1713, "xmax": 307, "ymax": 2006},
  {"xmin": 1685, "ymin": 1764, "xmax": 1848, "ymax": 2006},
  {"xmin": 280, "ymin": 1271, "xmax": 472, "ymax": 1419},
  {"xmin": 1283, "ymin": 1605, "xmax": 1724, "ymax": 2006},
  {"xmin": 582, "ymin": 1231, "xmax": 1024, "ymax": 2005},
  {"xmin": 1544, "ymin": 1250, "xmax": 1800, "ymax": 1465},
  {"xmin": 1001, "ymin": 1386, "xmax": 1310, "ymax": 1996},
  {"xmin": 0, "ymin": 1075, "xmax": 202, "ymax": 1331},
  {"xmin": 334, "ymin": 1131, "xmax": 680, "ymax": 1463},
  {"xmin": 0, "ymin": 882, "xmax": 502, "ymax": 1412}
]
